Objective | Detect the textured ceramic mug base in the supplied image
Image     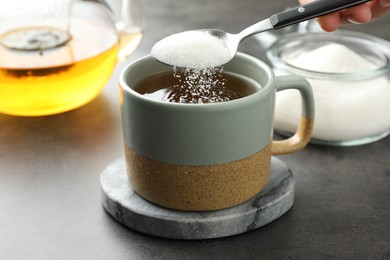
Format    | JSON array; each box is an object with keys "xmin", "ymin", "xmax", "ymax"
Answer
[
  {"xmin": 125, "ymin": 143, "xmax": 272, "ymax": 211},
  {"xmin": 100, "ymin": 156, "xmax": 294, "ymax": 239}
]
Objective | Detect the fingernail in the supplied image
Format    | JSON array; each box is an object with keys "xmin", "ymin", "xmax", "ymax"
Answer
[
  {"xmin": 380, "ymin": 0, "xmax": 390, "ymax": 7},
  {"xmin": 345, "ymin": 16, "xmax": 362, "ymax": 24}
]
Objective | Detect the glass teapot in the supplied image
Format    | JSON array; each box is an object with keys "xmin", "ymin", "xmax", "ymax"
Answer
[{"xmin": 0, "ymin": 0, "xmax": 143, "ymax": 116}]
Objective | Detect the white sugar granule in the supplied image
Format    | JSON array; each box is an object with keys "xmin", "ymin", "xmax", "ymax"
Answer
[
  {"xmin": 274, "ymin": 43, "xmax": 390, "ymax": 142},
  {"xmin": 284, "ymin": 43, "xmax": 379, "ymax": 73},
  {"xmin": 151, "ymin": 31, "xmax": 231, "ymax": 69},
  {"xmin": 168, "ymin": 67, "xmax": 229, "ymax": 104}
]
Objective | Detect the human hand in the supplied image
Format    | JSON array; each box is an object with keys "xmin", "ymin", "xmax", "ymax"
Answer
[{"xmin": 299, "ymin": 0, "xmax": 390, "ymax": 32}]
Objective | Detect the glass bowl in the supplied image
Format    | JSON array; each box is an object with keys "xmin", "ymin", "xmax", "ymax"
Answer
[{"xmin": 267, "ymin": 30, "xmax": 390, "ymax": 146}]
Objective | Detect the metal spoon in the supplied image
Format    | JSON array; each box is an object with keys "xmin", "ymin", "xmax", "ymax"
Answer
[{"xmin": 152, "ymin": 0, "xmax": 372, "ymax": 67}]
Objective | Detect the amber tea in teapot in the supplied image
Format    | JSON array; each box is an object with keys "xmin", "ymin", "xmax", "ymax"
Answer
[{"xmin": 0, "ymin": 0, "xmax": 142, "ymax": 116}]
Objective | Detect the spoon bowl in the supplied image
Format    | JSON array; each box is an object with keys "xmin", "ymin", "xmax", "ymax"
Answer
[{"xmin": 200, "ymin": 29, "xmax": 239, "ymax": 57}]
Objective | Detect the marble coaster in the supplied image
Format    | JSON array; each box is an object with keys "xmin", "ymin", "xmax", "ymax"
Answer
[{"xmin": 100, "ymin": 156, "xmax": 294, "ymax": 240}]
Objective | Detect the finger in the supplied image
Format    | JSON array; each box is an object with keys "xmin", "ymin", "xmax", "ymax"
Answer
[
  {"xmin": 379, "ymin": 0, "xmax": 390, "ymax": 7},
  {"xmin": 368, "ymin": 0, "xmax": 390, "ymax": 20},
  {"xmin": 298, "ymin": 0, "xmax": 340, "ymax": 32},
  {"xmin": 340, "ymin": 4, "xmax": 372, "ymax": 24},
  {"xmin": 316, "ymin": 13, "xmax": 341, "ymax": 32},
  {"xmin": 298, "ymin": 0, "xmax": 311, "ymax": 4}
]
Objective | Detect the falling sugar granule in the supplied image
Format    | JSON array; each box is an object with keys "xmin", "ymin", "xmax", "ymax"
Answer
[
  {"xmin": 164, "ymin": 67, "xmax": 242, "ymax": 104},
  {"xmin": 151, "ymin": 30, "xmax": 239, "ymax": 104}
]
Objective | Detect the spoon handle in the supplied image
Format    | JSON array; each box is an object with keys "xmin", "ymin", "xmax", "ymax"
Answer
[{"xmin": 270, "ymin": 0, "xmax": 372, "ymax": 29}]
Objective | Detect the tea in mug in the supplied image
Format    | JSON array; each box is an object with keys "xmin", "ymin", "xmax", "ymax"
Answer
[{"xmin": 133, "ymin": 69, "xmax": 260, "ymax": 104}]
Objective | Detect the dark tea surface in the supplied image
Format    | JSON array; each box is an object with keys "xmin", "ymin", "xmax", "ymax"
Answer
[{"xmin": 133, "ymin": 70, "xmax": 260, "ymax": 104}]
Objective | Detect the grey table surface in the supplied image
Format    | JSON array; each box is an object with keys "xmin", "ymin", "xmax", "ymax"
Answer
[{"xmin": 1, "ymin": 0, "xmax": 389, "ymax": 259}]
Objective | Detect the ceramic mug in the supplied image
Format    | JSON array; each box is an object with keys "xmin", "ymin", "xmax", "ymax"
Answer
[{"xmin": 119, "ymin": 52, "xmax": 315, "ymax": 211}]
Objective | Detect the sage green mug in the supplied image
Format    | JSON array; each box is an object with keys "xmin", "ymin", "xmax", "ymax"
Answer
[{"xmin": 119, "ymin": 52, "xmax": 315, "ymax": 211}]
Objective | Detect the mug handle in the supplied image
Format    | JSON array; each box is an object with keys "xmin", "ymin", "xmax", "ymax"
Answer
[{"xmin": 271, "ymin": 75, "xmax": 315, "ymax": 155}]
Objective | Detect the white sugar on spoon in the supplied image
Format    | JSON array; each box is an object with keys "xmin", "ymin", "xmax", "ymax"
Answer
[{"xmin": 151, "ymin": 30, "xmax": 231, "ymax": 69}]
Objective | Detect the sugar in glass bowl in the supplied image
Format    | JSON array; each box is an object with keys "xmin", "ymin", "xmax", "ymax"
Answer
[{"xmin": 267, "ymin": 30, "xmax": 390, "ymax": 146}]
